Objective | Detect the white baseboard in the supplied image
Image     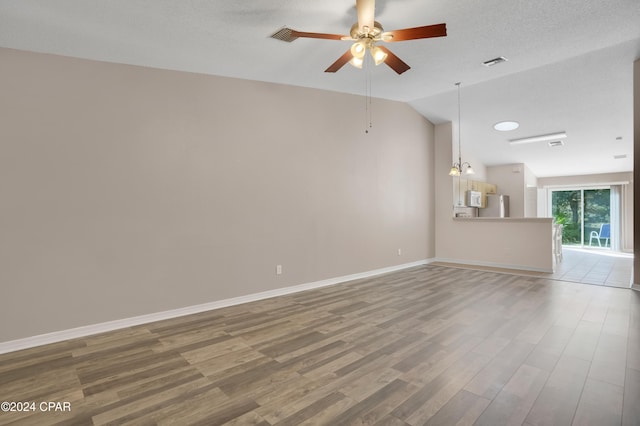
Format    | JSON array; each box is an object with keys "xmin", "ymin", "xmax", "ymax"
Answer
[
  {"xmin": 632, "ymin": 283, "xmax": 640, "ymax": 292},
  {"xmin": 431, "ymin": 257, "xmax": 553, "ymax": 274},
  {"xmin": 0, "ymin": 259, "xmax": 430, "ymax": 355}
]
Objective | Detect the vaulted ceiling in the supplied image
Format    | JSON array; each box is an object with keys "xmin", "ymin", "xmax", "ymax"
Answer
[{"xmin": 1, "ymin": 0, "xmax": 639, "ymax": 177}]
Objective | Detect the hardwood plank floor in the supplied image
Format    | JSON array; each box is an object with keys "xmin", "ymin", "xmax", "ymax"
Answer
[{"xmin": 0, "ymin": 264, "xmax": 638, "ymax": 425}]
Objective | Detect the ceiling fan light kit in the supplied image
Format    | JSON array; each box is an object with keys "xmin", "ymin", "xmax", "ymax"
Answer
[
  {"xmin": 371, "ymin": 46, "xmax": 387, "ymax": 65},
  {"xmin": 270, "ymin": 0, "xmax": 447, "ymax": 75},
  {"xmin": 350, "ymin": 56, "xmax": 364, "ymax": 69},
  {"xmin": 351, "ymin": 40, "xmax": 366, "ymax": 58},
  {"xmin": 347, "ymin": 37, "xmax": 388, "ymax": 68}
]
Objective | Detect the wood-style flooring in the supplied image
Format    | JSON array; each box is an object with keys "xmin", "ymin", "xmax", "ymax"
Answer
[{"xmin": 1, "ymin": 264, "xmax": 639, "ymax": 425}]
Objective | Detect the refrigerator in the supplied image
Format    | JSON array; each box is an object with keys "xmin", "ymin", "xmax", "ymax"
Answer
[{"xmin": 479, "ymin": 194, "xmax": 510, "ymax": 217}]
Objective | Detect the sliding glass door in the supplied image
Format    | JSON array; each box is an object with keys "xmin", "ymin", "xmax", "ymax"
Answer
[
  {"xmin": 583, "ymin": 189, "xmax": 610, "ymax": 247},
  {"xmin": 551, "ymin": 188, "xmax": 610, "ymax": 247},
  {"xmin": 552, "ymin": 190, "xmax": 582, "ymax": 245}
]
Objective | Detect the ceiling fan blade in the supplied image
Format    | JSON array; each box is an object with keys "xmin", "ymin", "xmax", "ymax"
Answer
[
  {"xmin": 382, "ymin": 23, "xmax": 447, "ymax": 42},
  {"xmin": 325, "ymin": 50, "xmax": 353, "ymax": 73},
  {"xmin": 356, "ymin": 0, "xmax": 375, "ymax": 33},
  {"xmin": 270, "ymin": 27, "xmax": 347, "ymax": 42},
  {"xmin": 377, "ymin": 46, "xmax": 410, "ymax": 74},
  {"xmin": 291, "ymin": 30, "xmax": 347, "ymax": 41}
]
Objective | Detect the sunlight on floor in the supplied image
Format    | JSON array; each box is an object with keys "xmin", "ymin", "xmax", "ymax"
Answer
[
  {"xmin": 562, "ymin": 246, "xmax": 633, "ymax": 259},
  {"xmin": 552, "ymin": 246, "xmax": 633, "ymax": 288}
]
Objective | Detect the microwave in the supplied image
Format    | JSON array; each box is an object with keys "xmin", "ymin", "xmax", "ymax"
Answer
[{"xmin": 466, "ymin": 190, "xmax": 482, "ymax": 207}]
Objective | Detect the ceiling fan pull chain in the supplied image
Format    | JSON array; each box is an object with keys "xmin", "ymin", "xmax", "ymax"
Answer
[
  {"xmin": 364, "ymin": 55, "xmax": 373, "ymax": 134},
  {"xmin": 364, "ymin": 56, "xmax": 369, "ymax": 133},
  {"xmin": 368, "ymin": 60, "xmax": 373, "ymax": 131}
]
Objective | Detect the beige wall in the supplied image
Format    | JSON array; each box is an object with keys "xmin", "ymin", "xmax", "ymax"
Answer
[
  {"xmin": 451, "ymin": 123, "xmax": 487, "ymax": 182},
  {"xmin": 0, "ymin": 48, "xmax": 435, "ymax": 342},
  {"xmin": 485, "ymin": 163, "xmax": 539, "ymax": 218},
  {"xmin": 634, "ymin": 58, "xmax": 640, "ymax": 286},
  {"xmin": 524, "ymin": 165, "xmax": 539, "ymax": 218},
  {"xmin": 435, "ymin": 122, "xmax": 456, "ymax": 253},
  {"xmin": 486, "ymin": 164, "xmax": 527, "ymax": 218}
]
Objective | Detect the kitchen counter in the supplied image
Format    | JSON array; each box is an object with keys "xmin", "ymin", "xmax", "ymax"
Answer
[{"xmin": 442, "ymin": 216, "xmax": 555, "ymax": 273}]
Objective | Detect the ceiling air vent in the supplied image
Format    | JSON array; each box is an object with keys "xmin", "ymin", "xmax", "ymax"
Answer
[
  {"xmin": 483, "ymin": 56, "xmax": 508, "ymax": 67},
  {"xmin": 548, "ymin": 140, "xmax": 564, "ymax": 147},
  {"xmin": 614, "ymin": 154, "xmax": 627, "ymax": 159}
]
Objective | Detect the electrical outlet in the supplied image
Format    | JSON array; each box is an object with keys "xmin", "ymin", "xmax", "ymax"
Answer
[
  {"xmin": 398, "ymin": 248, "xmax": 402, "ymax": 256},
  {"xmin": 276, "ymin": 265, "xmax": 282, "ymax": 275}
]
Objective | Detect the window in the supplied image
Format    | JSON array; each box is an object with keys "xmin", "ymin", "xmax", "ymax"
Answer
[{"xmin": 550, "ymin": 188, "xmax": 610, "ymax": 247}]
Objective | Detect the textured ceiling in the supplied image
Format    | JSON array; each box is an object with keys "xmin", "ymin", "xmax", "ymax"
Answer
[{"xmin": 1, "ymin": 0, "xmax": 639, "ymax": 177}]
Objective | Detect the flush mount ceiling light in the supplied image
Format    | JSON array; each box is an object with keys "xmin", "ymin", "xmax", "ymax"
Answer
[
  {"xmin": 494, "ymin": 121, "xmax": 519, "ymax": 131},
  {"xmin": 509, "ymin": 132, "xmax": 567, "ymax": 145}
]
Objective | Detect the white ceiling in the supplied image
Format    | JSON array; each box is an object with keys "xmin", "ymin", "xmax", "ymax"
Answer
[{"xmin": 1, "ymin": 0, "xmax": 639, "ymax": 177}]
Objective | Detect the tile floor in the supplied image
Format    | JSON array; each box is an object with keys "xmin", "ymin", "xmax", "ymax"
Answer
[
  {"xmin": 434, "ymin": 246, "xmax": 634, "ymax": 289},
  {"xmin": 551, "ymin": 246, "xmax": 634, "ymax": 288}
]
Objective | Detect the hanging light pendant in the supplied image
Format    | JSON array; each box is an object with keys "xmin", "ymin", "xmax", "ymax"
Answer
[{"xmin": 449, "ymin": 82, "xmax": 474, "ymax": 176}]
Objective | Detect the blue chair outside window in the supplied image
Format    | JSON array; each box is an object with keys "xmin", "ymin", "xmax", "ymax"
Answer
[{"xmin": 589, "ymin": 223, "xmax": 610, "ymax": 247}]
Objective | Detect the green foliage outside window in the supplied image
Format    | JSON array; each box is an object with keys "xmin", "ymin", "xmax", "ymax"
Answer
[{"xmin": 552, "ymin": 189, "xmax": 609, "ymax": 245}]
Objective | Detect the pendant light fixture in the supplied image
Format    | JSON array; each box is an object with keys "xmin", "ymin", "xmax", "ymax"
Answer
[{"xmin": 449, "ymin": 82, "xmax": 475, "ymax": 176}]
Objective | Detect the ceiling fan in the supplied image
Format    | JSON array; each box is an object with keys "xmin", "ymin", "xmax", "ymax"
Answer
[{"xmin": 270, "ymin": 0, "xmax": 446, "ymax": 75}]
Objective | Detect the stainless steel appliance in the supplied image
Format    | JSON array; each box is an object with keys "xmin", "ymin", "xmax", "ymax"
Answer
[
  {"xmin": 466, "ymin": 191, "xmax": 482, "ymax": 207},
  {"xmin": 479, "ymin": 194, "xmax": 510, "ymax": 217}
]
